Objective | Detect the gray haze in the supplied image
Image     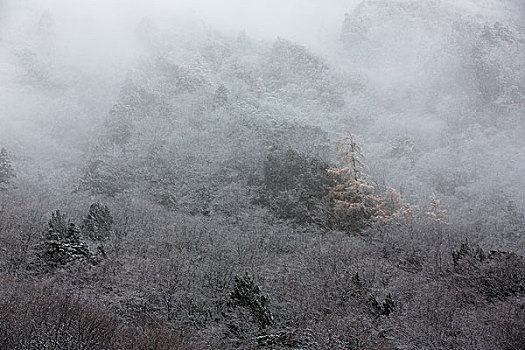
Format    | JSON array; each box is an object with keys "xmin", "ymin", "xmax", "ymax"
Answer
[{"xmin": 1, "ymin": 0, "xmax": 525, "ymax": 230}]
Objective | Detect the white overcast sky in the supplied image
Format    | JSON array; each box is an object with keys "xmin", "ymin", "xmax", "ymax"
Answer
[
  {"xmin": 1, "ymin": 0, "xmax": 521, "ymax": 74},
  {"xmin": 2, "ymin": 0, "xmax": 356, "ymax": 44},
  {"xmin": 0, "ymin": 0, "xmax": 362, "ymax": 72},
  {"xmin": 2, "ymin": 0, "xmax": 523, "ymax": 47}
]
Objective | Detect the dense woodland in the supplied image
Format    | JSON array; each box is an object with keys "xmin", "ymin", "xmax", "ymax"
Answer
[{"xmin": 1, "ymin": 0, "xmax": 524, "ymax": 349}]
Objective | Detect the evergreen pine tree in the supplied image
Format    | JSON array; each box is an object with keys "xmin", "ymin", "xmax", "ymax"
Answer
[
  {"xmin": 0, "ymin": 147, "xmax": 15, "ymax": 189},
  {"xmin": 36, "ymin": 210, "xmax": 91, "ymax": 270},
  {"xmin": 213, "ymin": 84, "xmax": 228, "ymax": 109},
  {"xmin": 230, "ymin": 274, "xmax": 274, "ymax": 329},
  {"xmin": 82, "ymin": 203, "xmax": 114, "ymax": 241}
]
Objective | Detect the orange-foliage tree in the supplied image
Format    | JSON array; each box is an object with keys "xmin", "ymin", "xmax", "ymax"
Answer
[{"xmin": 327, "ymin": 135, "xmax": 417, "ymax": 231}]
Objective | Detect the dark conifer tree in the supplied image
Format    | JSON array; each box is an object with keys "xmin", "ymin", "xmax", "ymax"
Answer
[
  {"xmin": 213, "ymin": 84, "xmax": 229, "ymax": 109},
  {"xmin": 82, "ymin": 203, "xmax": 114, "ymax": 241},
  {"xmin": 0, "ymin": 147, "xmax": 15, "ymax": 189},
  {"xmin": 36, "ymin": 210, "xmax": 91, "ymax": 270}
]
